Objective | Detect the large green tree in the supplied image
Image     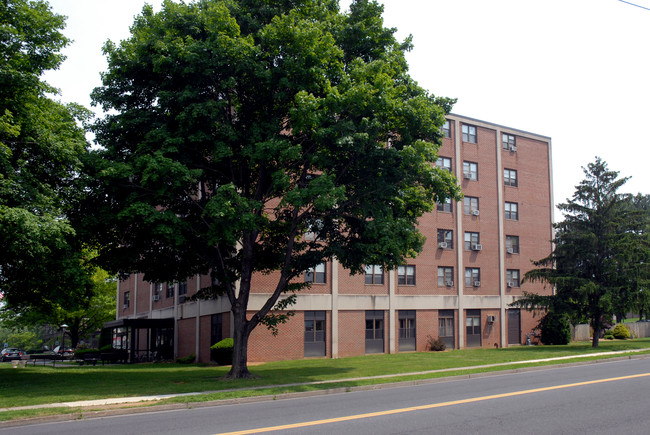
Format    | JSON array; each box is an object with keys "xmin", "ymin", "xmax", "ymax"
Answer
[
  {"xmin": 84, "ymin": 0, "xmax": 460, "ymax": 378},
  {"xmin": 0, "ymin": 0, "xmax": 93, "ymax": 311},
  {"xmin": 516, "ymin": 158, "xmax": 649, "ymax": 347},
  {"xmin": 1, "ymin": 265, "xmax": 116, "ymax": 348}
]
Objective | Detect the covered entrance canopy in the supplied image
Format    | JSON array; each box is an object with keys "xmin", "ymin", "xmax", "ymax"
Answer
[{"xmin": 103, "ymin": 318, "xmax": 174, "ymax": 363}]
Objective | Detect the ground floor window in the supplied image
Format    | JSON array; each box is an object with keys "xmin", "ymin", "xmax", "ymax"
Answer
[
  {"xmin": 365, "ymin": 310, "xmax": 384, "ymax": 354},
  {"xmin": 304, "ymin": 311, "xmax": 326, "ymax": 357},
  {"xmin": 398, "ymin": 310, "xmax": 416, "ymax": 351}
]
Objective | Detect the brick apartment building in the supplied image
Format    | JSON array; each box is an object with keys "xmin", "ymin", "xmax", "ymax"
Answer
[{"xmin": 109, "ymin": 114, "xmax": 554, "ymax": 363}]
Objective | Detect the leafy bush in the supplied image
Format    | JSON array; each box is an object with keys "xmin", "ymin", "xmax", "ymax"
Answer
[
  {"xmin": 176, "ymin": 353, "xmax": 195, "ymax": 364},
  {"xmin": 426, "ymin": 335, "xmax": 446, "ymax": 351},
  {"xmin": 611, "ymin": 324, "xmax": 631, "ymax": 339},
  {"xmin": 210, "ymin": 338, "xmax": 234, "ymax": 365},
  {"xmin": 603, "ymin": 332, "xmax": 614, "ymax": 340},
  {"xmin": 99, "ymin": 344, "xmax": 113, "ymax": 352},
  {"xmin": 539, "ymin": 311, "xmax": 571, "ymax": 345},
  {"xmin": 74, "ymin": 348, "xmax": 100, "ymax": 359}
]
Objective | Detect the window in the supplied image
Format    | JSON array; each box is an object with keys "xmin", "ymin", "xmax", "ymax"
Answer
[
  {"xmin": 507, "ymin": 269, "xmax": 521, "ymax": 287},
  {"xmin": 463, "ymin": 161, "xmax": 478, "ymax": 180},
  {"xmin": 437, "ymin": 229, "xmax": 453, "ymax": 249},
  {"xmin": 166, "ymin": 282, "xmax": 174, "ymax": 298},
  {"xmin": 365, "ymin": 265, "xmax": 384, "ymax": 285},
  {"xmin": 436, "ymin": 156, "xmax": 452, "ymax": 172},
  {"xmin": 464, "ymin": 232, "xmax": 480, "ymax": 250},
  {"xmin": 465, "ymin": 268, "xmax": 481, "ymax": 287},
  {"xmin": 503, "ymin": 133, "xmax": 516, "ymax": 150},
  {"xmin": 178, "ymin": 281, "xmax": 187, "ymax": 296},
  {"xmin": 504, "ymin": 168, "xmax": 518, "ymax": 187},
  {"xmin": 154, "ymin": 283, "xmax": 163, "ymax": 294},
  {"xmin": 441, "ymin": 120, "xmax": 451, "ymax": 138},
  {"xmin": 505, "ymin": 202, "xmax": 519, "ymax": 220},
  {"xmin": 438, "ymin": 267, "xmax": 454, "ymax": 287},
  {"xmin": 437, "ymin": 197, "xmax": 453, "ymax": 213},
  {"xmin": 398, "ymin": 265, "xmax": 416, "ymax": 285},
  {"xmin": 305, "ymin": 263, "xmax": 326, "ymax": 284},
  {"xmin": 506, "ymin": 235, "xmax": 520, "ymax": 254},
  {"xmin": 463, "ymin": 196, "xmax": 479, "ymax": 215},
  {"xmin": 123, "ymin": 291, "xmax": 130, "ymax": 308},
  {"xmin": 462, "ymin": 124, "xmax": 477, "ymax": 143},
  {"xmin": 304, "ymin": 218, "xmax": 322, "ymax": 241}
]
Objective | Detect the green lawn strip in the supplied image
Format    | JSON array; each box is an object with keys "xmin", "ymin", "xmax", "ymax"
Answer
[
  {"xmin": 1, "ymin": 339, "xmax": 649, "ymax": 410},
  {"xmin": 1, "ymin": 345, "xmax": 649, "ymax": 423}
]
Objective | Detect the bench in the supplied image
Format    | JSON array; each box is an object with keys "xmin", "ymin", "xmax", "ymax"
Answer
[
  {"xmin": 77, "ymin": 352, "xmax": 102, "ymax": 366},
  {"xmin": 100, "ymin": 352, "xmax": 128, "ymax": 365}
]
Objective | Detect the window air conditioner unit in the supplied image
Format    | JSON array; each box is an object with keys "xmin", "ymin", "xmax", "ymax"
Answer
[
  {"xmin": 474, "ymin": 281, "xmax": 481, "ymax": 287},
  {"xmin": 487, "ymin": 315, "xmax": 496, "ymax": 323},
  {"xmin": 463, "ymin": 172, "xmax": 472, "ymax": 179},
  {"xmin": 471, "ymin": 209, "xmax": 480, "ymax": 216},
  {"xmin": 123, "ymin": 304, "xmax": 129, "ymax": 310},
  {"xmin": 506, "ymin": 247, "xmax": 514, "ymax": 254},
  {"xmin": 179, "ymin": 296, "xmax": 187, "ymax": 303},
  {"xmin": 152, "ymin": 294, "xmax": 161, "ymax": 302},
  {"xmin": 472, "ymin": 243, "xmax": 482, "ymax": 251},
  {"xmin": 445, "ymin": 280, "xmax": 454, "ymax": 287},
  {"xmin": 438, "ymin": 242, "xmax": 448, "ymax": 249},
  {"xmin": 509, "ymin": 145, "xmax": 517, "ymax": 152},
  {"xmin": 507, "ymin": 282, "xmax": 514, "ymax": 288}
]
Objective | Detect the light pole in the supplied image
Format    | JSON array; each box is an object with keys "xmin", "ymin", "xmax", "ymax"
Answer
[{"xmin": 61, "ymin": 324, "xmax": 68, "ymax": 356}]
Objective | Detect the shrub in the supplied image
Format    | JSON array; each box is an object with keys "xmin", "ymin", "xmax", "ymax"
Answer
[
  {"xmin": 611, "ymin": 324, "xmax": 631, "ymax": 339},
  {"xmin": 539, "ymin": 311, "xmax": 571, "ymax": 345},
  {"xmin": 210, "ymin": 338, "xmax": 234, "ymax": 365},
  {"xmin": 74, "ymin": 348, "xmax": 100, "ymax": 359},
  {"xmin": 176, "ymin": 353, "xmax": 195, "ymax": 364},
  {"xmin": 99, "ymin": 344, "xmax": 113, "ymax": 352},
  {"xmin": 426, "ymin": 335, "xmax": 446, "ymax": 351},
  {"xmin": 603, "ymin": 332, "xmax": 614, "ymax": 340}
]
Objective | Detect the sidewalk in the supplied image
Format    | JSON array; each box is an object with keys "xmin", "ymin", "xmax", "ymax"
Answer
[{"xmin": 2, "ymin": 348, "xmax": 649, "ymax": 413}]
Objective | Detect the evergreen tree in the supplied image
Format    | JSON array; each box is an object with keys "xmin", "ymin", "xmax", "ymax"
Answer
[{"xmin": 519, "ymin": 158, "xmax": 649, "ymax": 347}]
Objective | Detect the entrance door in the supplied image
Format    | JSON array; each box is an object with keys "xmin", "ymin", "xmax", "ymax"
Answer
[
  {"xmin": 398, "ymin": 310, "xmax": 416, "ymax": 351},
  {"xmin": 508, "ymin": 309, "xmax": 521, "ymax": 345},
  {"xmin": 365, "ymin": 310, "xmax": 385, "ymax": 354},
  {"xmin": 438, "ymin": 310, "xmax": 455, "ymax": 349},
  {"xmin": 466, "ymin": 310, "xmax": 481, "ymax": 347},
  {"xmin": 304, "ymin": 311, "xmax": 326, "ymax": 357}
]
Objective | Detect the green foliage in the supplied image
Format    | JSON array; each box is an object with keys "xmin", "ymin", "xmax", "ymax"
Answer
[
  {"xmin": 176, "ymin": 353, "xmax": 196, "ymax": 364},
  {"xmin": 426, "ymin": 335, "xmax": 446, "ymax": 351},
  {"xmin": 210, "ymin": 338, "xmax": 234, "ymax": 365},
  {"xmin": 603, "ymin": 332, "xmax": 614, "ymax": 340},
  {"xmin": 538, "ymin": 311, "xmax": 571, "ymax": 345},
  {"xmin": 84, "ymin": 0, "xmax": 461, "ymax": 378},
  {"xmin": 611, "ymin": 324, "xmax": 631, "ymax": 339},
  {"xmin": 0, "ymin": 0, "xmax": 93, "ymax": 313},
  {"xmin": 522, "ymin": 158, "xmax": 650, "ymax": 347},
  {"xmin": 74, "ymin": 348, "xmax": 100, "ymax": 359}
]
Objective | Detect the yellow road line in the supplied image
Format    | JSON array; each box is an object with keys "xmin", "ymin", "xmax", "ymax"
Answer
[{"xmin": 215, "ymin": 372, "xmax": 650, "ymax": 435}]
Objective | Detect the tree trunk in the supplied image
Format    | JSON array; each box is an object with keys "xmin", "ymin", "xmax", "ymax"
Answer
[{"xmin": 226, "ymin": 307, "xmax": 254, "ymax": 379}]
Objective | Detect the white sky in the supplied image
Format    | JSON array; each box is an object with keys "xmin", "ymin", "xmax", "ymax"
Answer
[{"xmin": 43, "ymin": 0, "xmax": 650, "ymax": 216}]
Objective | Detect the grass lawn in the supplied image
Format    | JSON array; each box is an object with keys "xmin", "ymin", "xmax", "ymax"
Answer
[{"xmin": 1, "ymin": 338, "xmax": 649, "ymax": 415}]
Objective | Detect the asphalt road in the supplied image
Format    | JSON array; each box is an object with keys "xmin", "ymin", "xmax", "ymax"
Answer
[{"xmin": 4, "ymin": 356, "xmax": 650, "ymax": 435}]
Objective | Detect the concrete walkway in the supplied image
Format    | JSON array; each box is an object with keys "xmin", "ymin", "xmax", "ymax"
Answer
[{"xmin": 2, "ymin": 348, "xmax": 649, "ymax": 413}]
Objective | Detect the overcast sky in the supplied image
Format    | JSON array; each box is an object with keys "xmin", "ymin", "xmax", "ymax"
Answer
[{"xmin": 42, "ymin": 0, "xmax": 650, "ymax": 217}]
